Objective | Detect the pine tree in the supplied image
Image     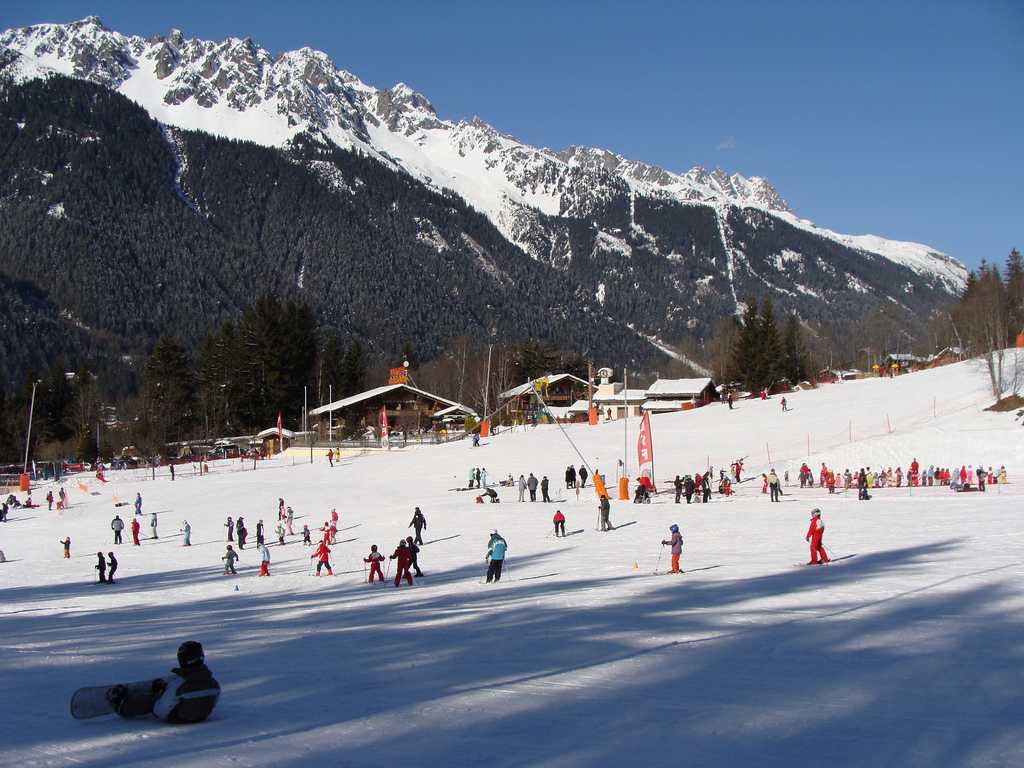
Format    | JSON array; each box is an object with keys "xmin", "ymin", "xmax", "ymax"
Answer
[
  {"xmin": 340, "ymin": 340, "xmax": 368, "ymax": 397},
  {"xmin": 781, "ymin": 313, "xmax": 807, "ymax": 385},
  {"xmin": 1005, "ymin": 248, "xmax": 1024, "ymax": 337},
  {"xmin": 732, "ymin": 299, "xmax": 761, "ymax": 393},
  {"xmin": 759, "ymin": 299, "xmax": 782, "ymax": 389}
]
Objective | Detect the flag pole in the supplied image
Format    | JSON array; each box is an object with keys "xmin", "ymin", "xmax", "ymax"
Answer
[{"xmin": 622, "ymin": 367, "xmax": 628, "ymax": 478}]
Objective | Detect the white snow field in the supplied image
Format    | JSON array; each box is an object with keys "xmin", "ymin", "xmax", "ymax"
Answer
[{"xmin": 3, "ymin": 357, "xmax": 1024, "ymax": 767}]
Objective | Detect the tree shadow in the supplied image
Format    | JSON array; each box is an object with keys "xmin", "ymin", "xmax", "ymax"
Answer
[{"xmin": 2, "ymin": 539, "xmax": 1021, "ymax": 767}]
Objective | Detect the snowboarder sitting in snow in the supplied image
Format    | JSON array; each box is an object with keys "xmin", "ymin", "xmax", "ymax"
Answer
[
  {"xmin": 633, "ymin": 483, "xmax": 650, "ymax": 504},
  {"xmin": 109, "ymin": 641, "xmax": 220, "ymax": 723},
  {"xmin": 483, "ymin": 487, "xmax": 500, "ymax": 503}
]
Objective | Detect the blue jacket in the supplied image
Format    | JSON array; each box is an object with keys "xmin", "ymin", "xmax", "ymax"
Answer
[{"xmin": 489, "ymin": 540, "xmax": 507, "ymax": 561}]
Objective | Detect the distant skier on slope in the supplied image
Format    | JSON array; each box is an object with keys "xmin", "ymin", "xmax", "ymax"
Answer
[
  {"xmin": 311, "ymin": 540, "xmax": 333, "ymax": 576},
  {"xmin": 661, "ymin": 524, "xmax": 683, "ymax": 574},
  {"xmin": 485, "ymin": 530, "xmax": 507, "ymax": 583},
  {"xmin": 364, "ymin": 545, "xmax": 385, "ymax": 583},
  {"xmin": 409, "ymin": 507, "xmax": 427, "ymax": 545},
  {"xmin": 390, "ymin": 540, "xmax": 414, "ymax": 587},
  {"xmin": 805, "ymin": 509, "xmax": 830, "ymax": 565}
]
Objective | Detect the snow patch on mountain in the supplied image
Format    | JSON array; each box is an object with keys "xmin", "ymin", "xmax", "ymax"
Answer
[{"xmin": 0, "ymin": 16, "xmax": 967, "ymax": 295}]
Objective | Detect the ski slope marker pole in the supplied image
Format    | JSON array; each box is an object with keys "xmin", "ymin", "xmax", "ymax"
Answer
[{"xmin": 654, "ymin": 543, "xmax": 665, "ymax": 574}]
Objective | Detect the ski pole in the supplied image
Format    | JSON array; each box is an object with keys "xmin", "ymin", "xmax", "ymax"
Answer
[
  {"xmin": 385, "ymin": 558, "xmax": 392, "ymax": 580},
  {"xmin": 655, "ymin": 543, "xmax": 665, "ymax": 574}
]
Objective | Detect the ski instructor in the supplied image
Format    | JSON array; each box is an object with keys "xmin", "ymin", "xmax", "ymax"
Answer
[{"xmin": 108, "ymin": 641, "xmax": 220, "ymax": 723}]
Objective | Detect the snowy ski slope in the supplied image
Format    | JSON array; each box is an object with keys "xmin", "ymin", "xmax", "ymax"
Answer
[{"xmin": 2, "ymin": 356, "xmax": 1023, "ymax": 767}]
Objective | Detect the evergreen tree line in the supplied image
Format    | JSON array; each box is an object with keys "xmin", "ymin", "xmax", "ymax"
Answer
[{"xmin": 725, "ymin": 297, "xmax": 808, "ymax": 393}]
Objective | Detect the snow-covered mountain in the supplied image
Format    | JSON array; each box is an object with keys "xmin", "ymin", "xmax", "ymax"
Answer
[{"xmin": 0, "ymin": 16, "xmax": 967, "ymax": 297}]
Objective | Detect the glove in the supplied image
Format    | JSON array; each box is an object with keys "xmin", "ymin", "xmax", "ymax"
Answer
[{"xmin": 150, "ymin": 678, "xmax": 167, "ymax": 695}]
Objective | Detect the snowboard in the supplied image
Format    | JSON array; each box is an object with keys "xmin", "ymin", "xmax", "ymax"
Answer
[{"xmin": 70, "ymin": 679, "xmax": 154, "ymax": 720}]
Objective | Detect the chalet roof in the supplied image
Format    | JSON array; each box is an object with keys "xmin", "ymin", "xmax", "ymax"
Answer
[
  {"xmin": 309, "ymin": 384, "xmax": 460, "ymax": 416},
  {"xmin": 498, "ymin": 373, "xmax": 590, "ymax": 400},
  {"xmin": 594, "ymin": 388, "xmax": 647, "ymax": 404},
  {"xmin": 645, "ymin": 377, "xmax": 715, "ymax": 397}
]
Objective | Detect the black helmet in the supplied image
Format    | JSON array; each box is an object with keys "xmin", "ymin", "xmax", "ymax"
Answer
[{"xmin": 177, "ymin": 640, "xmax": 204, "ymax": 668}]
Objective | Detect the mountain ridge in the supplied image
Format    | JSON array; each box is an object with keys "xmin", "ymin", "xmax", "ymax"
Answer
[{"xmin": 0, "ymin": 16, "xmax": 966, "ymax": 296}]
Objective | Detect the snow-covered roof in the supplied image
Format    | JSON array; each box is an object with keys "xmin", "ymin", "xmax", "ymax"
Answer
[
  {"xmin": 566, "ymin": 399, "xmax": 591, "ymax": 414},
  {"xmin": 255, "ymin": 427, "xmax": 296, "ymax": 439},
  {"xmin": 594, "ymin": 388, "xmax": 647, "ymax": 404},
  {"xmin": 433, "ymin": 404, "xmax": 478, "ymax": 419},
  {"xmin": 645, "ymin": 378, "xmax": 714, "ymax": 397},
  {"xmin": 309, "ymin": 384, "xmax": 460, "ymax": 416},
  {"xmin": 641, "ymin": 400, "xmax": 689, "ymax": 411},
  {"xmin": 498, "ymin": 373, "xmax": 589, "ymax": 400}
]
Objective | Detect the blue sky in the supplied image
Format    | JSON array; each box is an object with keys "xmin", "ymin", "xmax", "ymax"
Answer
[{"xmin": 3, "ymin": 0, "xmax": 1020, "ymax": 270}]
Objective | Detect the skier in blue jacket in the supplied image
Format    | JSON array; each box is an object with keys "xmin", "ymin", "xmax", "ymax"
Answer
[{"xmin": 486, "ymin": 529, "xmax": 507, "ymax": 583}]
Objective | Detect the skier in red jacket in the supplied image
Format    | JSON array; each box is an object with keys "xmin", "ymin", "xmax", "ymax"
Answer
[
  {"xmin": 311, "ymin": 541, "xmax": 333, "ymax": 576},
  {"xmin": 805, "ymin": 508, "xmax": 830, "ymax": 565},
  {"xmin": 910, "ymin": 458, "xmax": 920, "ymax": 486},
  {"xmin": 130, "ymin": 517, "xmax": 141, "ymax": 546},
  {"xmin": 390, "ymin": 540, "xmax": 414, "ymax": 587},
  {"xmin": 552, "ymin": 510, "xmax": 566, "ymax": 537},
  {"xmin": 364, "ymin": 545, "xmax": 385, "ymax": 583}
]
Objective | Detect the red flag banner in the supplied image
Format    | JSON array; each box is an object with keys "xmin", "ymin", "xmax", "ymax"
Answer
[
  {"xmin": 637, "ymin": 412, "xmax": 656, "ymax": 490},
  {"xmin": 277, "ymin": 411, "xmax": 283, "ymax": 453},
  {"xmin": 379, "ymin": 405, "xmax": 389, "ymax": 444}
]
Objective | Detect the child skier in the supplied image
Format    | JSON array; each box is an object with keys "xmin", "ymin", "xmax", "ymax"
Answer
[
  {"xmin": 275, "ymin": 521, "xmax": 285, "ymax": 546},
  {"xmin": 46, "ymin": 490, "xmax": 54, "ymax": 510},
  {"xmin": 258, "ymin": 542, "xmax": 270, "ymax": 576},
  {"xmin": 485, "ymin": 530, "xmax": 507, "ymax": 583},
  {"xmin": 222, "ymin": 545, "xmax": 239, "ymax": 575},
  {"xmin": 107, "ymin": 552, "xmax": 118, "ymax": 583},
  {"xmin": 95, "ymin": 551, "xmax": 106, "ymax": 582},
  {"xmin": 805, "ymin": 509, "xmax": 830, "ymax": 565},
  {"xmin": 405, "ymin": 536, "xmax": 423, "ymax": 577},
  {"xmin": 149, "ymin": 512, "xmax": 158, "ymax": 540},
  {"xmin": 364, "ymin": 545, "xmax": 385, "ymax": 583},
  {"xmin": 181, "ymin": 521, "xmax": 191, "ymax": 546},
  {"xmin": 107, "ymin": 641, "xmax": 220, "ymax": 724},
  {"xmin": 409, "ymin": 507, "xmax": 427, "ymax": 545},
  {"xmin": 302, "ymin": 524, "xmax": 312, "ymax": 546},
  {"xmin": 225, "ymin": 516, "xmax": 234, "ymax": 542},
  {"xmin": 661, "ymin": 524, "xmax": 683, "ymax": 574},
  {"xmin": 390, "ymin": 540, "xmax": 414, "ymax": 587},
  {"xmin": 131, "ymin": 517, "xmax": 141, "ymax": 546},
  {"xmin": 61, "ymin": 536, "xmax": 71, "ymax": 558},
  {"xmin": 311, "ymin": 540, "xmax": 333, "ymax": 576}
]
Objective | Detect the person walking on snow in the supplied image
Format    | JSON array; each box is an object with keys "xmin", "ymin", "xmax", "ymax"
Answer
[
  {"xmin": 130, "ymin": 517, "xmax": 141, "ymax": 546},
  {"xmin": 409, "ymin": 507, "xmax": 427, "ymax": 545},
  {"xmin": 674, "ymin": 475, "xmax": 683, "ymax": 504},
  {"xmin": 327, "ymin": 449, "xmax": 334, "ymax": 468},
  {"xmin": 518, "ymin": 474, "xmax": 527, "ymax": 502},
  {"xmin": 541, "ymin": 475, "xmax": 551, "ymax": 502},
  {"xmin": 311, "ymin": 540, "xmax": 333, "ymax": 576},
  {"xmin": 566, "ymin": 465, "xmax": 576, "ymax": 489},
  {"xmin": 485, "ymin": 530, "xmax": 507, "ymax": 583},
  {"xmin": 275, "ymin": 521, "xmax": 285, "ymax": 546},
  {"xmin": 390, "ymin": 540, "xmax": 414, "ymax": 587},
  {"xmin": 60, "ymin": 536, "xmax": 71, "ymax": 558},
  {"xmin": 180, "ymin": 520, "xmax": 192, "ymax": 546},
  {"xmin": 149, "ymin": 512, "xmax": 158, "ymax": 540},
  {"xmin": 236, "ymin": 518, "xmax": 247, "ymax": 549},
  {"xmin": 768, "ymin": 469, "xmax": 781, "ymax": 502},
  {"xmin": 222, "ymin": 545, "xmax": 240, "ymax": 574},
  {"xmin": 364, "ymin": 545, "xmax": 385, "ymax": 583},
  {"xmin": 302, "ymin": 525, "xmax": 312, "ymax": 546},
  {"xmin": 106, "ymin": 552, "xmax": 118, "ymax": 583},
  {"xmin": 599, "ymin": 495, "xmax": 614, "ymax": 531},
  {"xmin": 256, "ymin": 519, "xmax": 265, "ymax": 546},
  {"xmin": 258, "ymin": 542, "xmax": 270, "ymax": 576},
  {"xmin": 781, "ymin": 396, "xmax": 788, "ymax": 412},
  {"xmin": 286, "ymin": 507, "xmax": 294, "ymax": 535},
  {"xmin": 405, "ymin": 536, "xmax": 424, "ymax": 577},
  {"xmin": 134, "ymin": 492, "xmax": 143, "ymax": 516},
  {"xmin": 661, "ymin": 524, "xmax": 683, "ymax": 573},
  {"xmin": 579, "ymin": 465, "xmax": 588, "ymax": 488},
  {"xmin": 805, "ymin": 509, "xmax": 830, "ymax": 565},
  {"xmin": 112, "ymin": 515, "xmax": 124, "ymax": 544},
  {"xmin": 468, "ymin": 467, "xmax": 476, "ymax": 489},
  {"xmin": 225, "ymin": 516, "xmax": 234, "ymax": 542},
  {"xmin": 553, "ymin": 509, "xmax": 566, "ymax": 537},
  {"xmin": 95, "ymin": 551, "xmax": 107, "ymax": 583},
  {"xmin": 46, "ymin": 490, "xmax": 54, "ymax": 510},
  {"xmin": 527, "ymin": 473, "xmax": 539, "ymax": 501}
]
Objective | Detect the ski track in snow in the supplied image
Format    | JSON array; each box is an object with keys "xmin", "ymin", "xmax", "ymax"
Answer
[{"xmin": 2, "ymin": 357, "xmax": 1024, "ymax": 766}]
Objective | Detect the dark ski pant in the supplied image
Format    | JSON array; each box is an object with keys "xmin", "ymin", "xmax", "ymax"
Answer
[
  {"xmin": 554, "ymin": 520, "xmax": 565, "ymax": 536},
  {"xmin": 316, "ymin": 560, "xmax": 333, "ymax": 576},
  {"xmin": 113, "ymin": 530, "xmax": 122, "ymax": 544},
  {"xmin": 107, "ymin": 565, "xmax": 117, "ymax": 583},
  {"xmin": 486, "ymin": 558, "xmax": 504, "ymax": 582},
  {"xmin": 770, "ymin": 485, "xmax": 780, "ymax": 502},
  {"xmin": 601, "ymin": 516, "xmax": 614, "ymax": 531},
  {"xmin": 413, "ymin": 526, "xmax": 424, "ymax": 545},
  {"xmin": 411, "ymin": 557, "xmax": 423, "ymax": 577},
  {"xmin": 115, "ymin": 688, "xmax": 161, "ymax": 718},
  {"xmin": 529, "ymin": 490, "xmax": 537, "ymax": 501},
  {"xmin": 542, "ymin": 489, "xmax": 550, "ymax": 502}
]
